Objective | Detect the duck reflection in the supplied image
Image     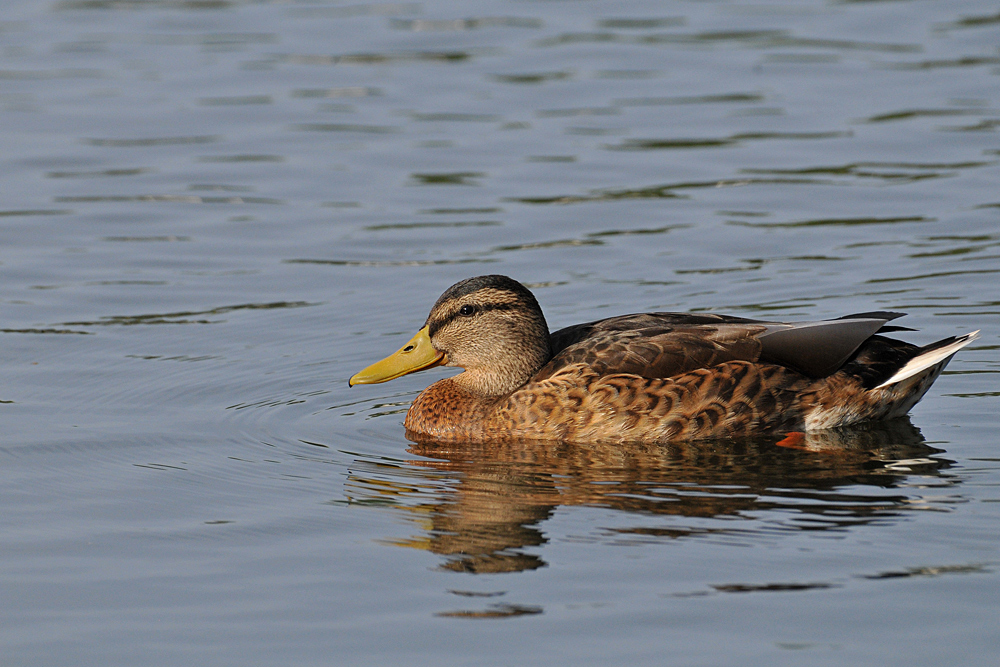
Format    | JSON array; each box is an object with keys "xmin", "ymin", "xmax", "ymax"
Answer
[{"xmin": 345, "ymin": 418, "xmax": 952, "ymax": 574}]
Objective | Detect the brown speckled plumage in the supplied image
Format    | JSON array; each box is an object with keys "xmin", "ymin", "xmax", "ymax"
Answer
[{"xmin": 350, "ymin": 275, "xmax": 978, "ymax": 444}]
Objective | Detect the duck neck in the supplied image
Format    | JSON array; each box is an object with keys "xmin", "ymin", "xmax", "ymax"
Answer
[{"xmin": 452, "ymin": 334, "xmax": 551, "ymax": 397}]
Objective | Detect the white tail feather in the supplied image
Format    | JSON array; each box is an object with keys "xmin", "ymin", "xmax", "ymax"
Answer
[{"xmin": 874, "ymin": 330, "xmax": 980, "ymax": 389}]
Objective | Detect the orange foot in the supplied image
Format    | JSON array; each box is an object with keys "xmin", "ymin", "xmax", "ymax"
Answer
[{"xmin": 775, "ymin": 431, "xmax": 808, "ymax": 450}]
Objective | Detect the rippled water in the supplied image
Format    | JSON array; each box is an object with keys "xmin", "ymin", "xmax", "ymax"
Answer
[{"xmin": 2, "ymin": 0, "xmax": 999, "ymax": 664}]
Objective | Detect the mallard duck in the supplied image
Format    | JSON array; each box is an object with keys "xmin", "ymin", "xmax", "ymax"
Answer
[{"xmin": 350, "ymin": 275, "xmax": 978, "ymax": 443}]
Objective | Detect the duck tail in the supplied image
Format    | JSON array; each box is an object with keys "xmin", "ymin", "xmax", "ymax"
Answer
[
  {"xmin": 874, "ymin": 330, "xmax": 980, "ymax": 390},
  {"xmin": 803, "ymin": 330, "xmax": 978, "ymax": 431}
]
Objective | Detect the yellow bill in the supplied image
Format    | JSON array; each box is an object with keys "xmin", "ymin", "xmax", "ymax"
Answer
[{"xmin": 349, "ymin": 326, "xmax": 446, "ymax": 386}]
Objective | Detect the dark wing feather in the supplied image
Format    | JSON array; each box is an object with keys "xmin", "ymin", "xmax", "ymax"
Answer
[
  {"xmin": 756, "ymin": 315, "xmax": 902, "ymax": 377},
  {"xmin": 538, "ymin": 311, "xmax": 905, "ymax": 381}
]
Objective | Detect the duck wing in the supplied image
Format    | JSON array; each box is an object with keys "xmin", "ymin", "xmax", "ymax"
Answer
[{"xmin": 537, "ymin": 311, "xmax": 905, "ymax": 381}]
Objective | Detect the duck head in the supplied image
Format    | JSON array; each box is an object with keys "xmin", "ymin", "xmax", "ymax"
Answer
[{"xmin": 349, "ymin": 275, "xmax": 552, "ymax": 397}]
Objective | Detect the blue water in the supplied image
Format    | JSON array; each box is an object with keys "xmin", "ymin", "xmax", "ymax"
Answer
[{"xmin": 1, "ymin": 0, "xmax": 998, "ymax": 665}]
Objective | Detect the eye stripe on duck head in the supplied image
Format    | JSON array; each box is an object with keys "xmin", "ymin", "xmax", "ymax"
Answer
[{"xmin": 427, "ymin": 298, "xmax": 519, "ymax": 338}]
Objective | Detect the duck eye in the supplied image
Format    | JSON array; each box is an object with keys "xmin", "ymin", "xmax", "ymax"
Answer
[{"xmin": 459, "ymin": 304, "xmax": 477, "ymax": 317}]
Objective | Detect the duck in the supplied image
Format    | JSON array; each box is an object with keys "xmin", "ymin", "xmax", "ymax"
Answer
[{"xmin": 349, "ymin": 275, "xmax": 978, "ymax": 444}]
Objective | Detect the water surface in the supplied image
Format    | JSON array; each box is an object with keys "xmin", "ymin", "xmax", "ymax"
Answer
[{"xmin": 1, "ymin": 0, "xmax": 998, "ymax": 665}]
